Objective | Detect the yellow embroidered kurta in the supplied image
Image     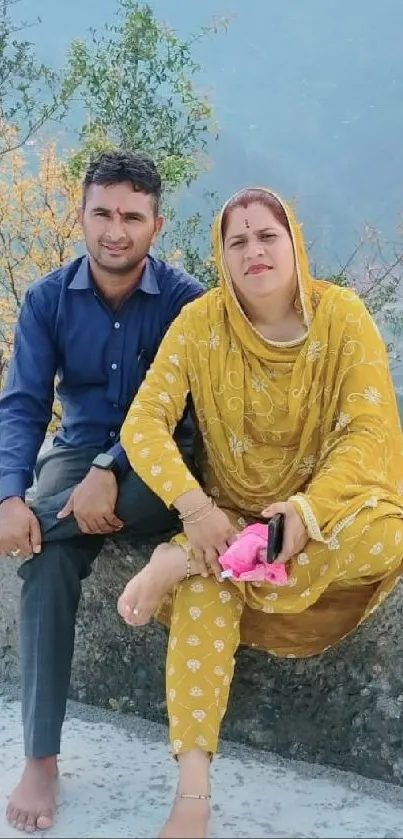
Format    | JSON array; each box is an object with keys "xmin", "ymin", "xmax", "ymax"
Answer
[{"xmin": 121, "ymin": 192, "xmax": 403, "ymax": 657}]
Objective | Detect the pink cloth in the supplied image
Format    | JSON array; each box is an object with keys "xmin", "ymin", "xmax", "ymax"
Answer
[{"xmin": 218, "ymin": 523, "xmax": 288, "ymax": 584}]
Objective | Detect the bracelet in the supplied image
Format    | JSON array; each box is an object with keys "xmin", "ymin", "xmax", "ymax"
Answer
[
  {"xmin": 179, "ymin": 498, "xmax": 213, "ymax": 521},
  {"xmin": 183, "ymin": 502, "xmax": 216, "ymax": 525}
]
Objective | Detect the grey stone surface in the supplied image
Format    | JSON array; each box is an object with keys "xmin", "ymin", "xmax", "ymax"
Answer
[
  {"xmin": 2, "ymin": 535, "xmax": 403, "ymax": 787},
  {"xmin": 3, "ymin": 695, "xmax": 403, "ymax": 838}
]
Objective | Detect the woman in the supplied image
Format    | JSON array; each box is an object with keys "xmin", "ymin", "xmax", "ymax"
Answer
[{"xmin": 119, "ymin": 188, "xmax": 403, "ymax": 839}]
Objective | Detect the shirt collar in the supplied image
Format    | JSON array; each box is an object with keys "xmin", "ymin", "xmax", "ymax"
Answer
[
  {"xmin": 138, "ymin": 257, "xmax": 160, "ymax": 295},
  {"xmin": 68, "ymin": 255, "xmax": 160, "ymax": 295}
]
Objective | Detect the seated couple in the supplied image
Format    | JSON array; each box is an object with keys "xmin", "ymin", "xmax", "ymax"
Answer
[{"xmin": 3, "ymin": 151, "xmax": 402, "ymax": 837}]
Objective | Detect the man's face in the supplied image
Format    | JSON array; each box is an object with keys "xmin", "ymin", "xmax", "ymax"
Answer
[{"xmin": 80, "ymin": 181, "xmax": 163, "ymax": 276}]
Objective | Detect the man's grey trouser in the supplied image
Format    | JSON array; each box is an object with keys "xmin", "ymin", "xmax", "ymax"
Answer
[{"xmin": 18, "ymin": 444, "xmax": 184, "ymax": 758}]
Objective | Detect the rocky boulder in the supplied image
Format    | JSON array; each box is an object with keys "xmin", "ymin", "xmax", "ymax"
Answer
[{"xmin": 1, "ymin": 534, "xmax": 403, "ymax": 785}]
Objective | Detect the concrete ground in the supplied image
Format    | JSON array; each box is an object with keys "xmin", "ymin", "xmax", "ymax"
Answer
[{"xmin": 1, "ymin": 694, "xmax": 403, "ymax": 838}]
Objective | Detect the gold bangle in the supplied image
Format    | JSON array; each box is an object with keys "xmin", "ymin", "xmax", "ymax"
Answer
[
  {"xmin": 179, "ymin": 498, "xmax": 212, "ymax": 521},
  {"xmin": 184, "ymin": 502, "xmax": 216, "ymax": 525}
]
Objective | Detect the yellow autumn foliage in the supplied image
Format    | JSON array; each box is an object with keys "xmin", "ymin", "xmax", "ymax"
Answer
[
  {"xmin": 0, "ymin": 139, "xmax": 82, "ymax": 430},
  {"xmin": 0, "ymin": 139, "xmax": 82, "ymax": 386}
]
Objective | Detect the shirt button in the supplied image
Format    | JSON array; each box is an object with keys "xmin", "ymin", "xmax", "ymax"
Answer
[
  {"xmin": 111, "ymin": 363, "xmax": 118, "ymax": 370},
  {"xmin": 113, "ymin": 403, "xmax": 118, "ymax": 409},
  {"xmin": 109, "ymin": 431, "xmax": 116, "ymax": 439},
  {"xmin": 114, "ymin": 322, "xmax": 120, "ymax": 329}
]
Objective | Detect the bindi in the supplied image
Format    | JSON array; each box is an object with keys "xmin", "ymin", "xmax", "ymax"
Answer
[{"xmin": 244, "ymin": 218, "xmax": 250, "ymax": 229}]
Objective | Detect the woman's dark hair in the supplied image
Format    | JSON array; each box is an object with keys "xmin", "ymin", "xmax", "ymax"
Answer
[
  {"xmin": 221, "ymin": 188, "xmax": 291, "ymax": 239},
  {"xmin": 82, "ymin": 149, "xmax": 161, "ymax": 214}
]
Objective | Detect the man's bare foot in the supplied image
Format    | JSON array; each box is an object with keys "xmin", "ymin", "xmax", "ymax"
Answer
[
  {"xmin": 117, "ymin": 544, "xmax": 192, "ymax": 627},
  {"xmin": 158, "ymin": 797, "xmax": 211, "ymax": 839},
  {"xmin": 6, "ymin": 757, "xmax": 58, "ymax": 833}
]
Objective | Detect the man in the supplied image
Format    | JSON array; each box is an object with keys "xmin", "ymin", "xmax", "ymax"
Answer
[{"xmin": 0, "ymin": 149, "xmax": 204, "ymax": 832}]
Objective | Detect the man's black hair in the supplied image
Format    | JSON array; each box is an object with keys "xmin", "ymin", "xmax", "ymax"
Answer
[{"xmin": 82, "ymin": 149, "xmax": 162, "ymax": 214}]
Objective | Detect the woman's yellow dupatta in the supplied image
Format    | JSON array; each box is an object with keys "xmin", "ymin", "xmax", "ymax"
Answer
[{"xmin": 186, "ymin": 189, "xmax": 403, "ymax": 543}]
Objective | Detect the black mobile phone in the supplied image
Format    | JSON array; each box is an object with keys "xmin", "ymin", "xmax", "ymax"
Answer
[{"xmin": 266, "ymin": 513, "xmax": 285, "ymax": 564}]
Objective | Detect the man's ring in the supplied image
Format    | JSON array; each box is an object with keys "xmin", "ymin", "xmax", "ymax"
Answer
[{"xmin": 11, "ymin": 549, "xmax": 21, "ymax": 557}]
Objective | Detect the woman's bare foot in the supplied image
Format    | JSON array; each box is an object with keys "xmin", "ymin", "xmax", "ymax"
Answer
[
  {"xmin": 158, "ymin": 796, "xmax": 210, "ymax": 838},
  {"xmin": 117, "ymin": 544, "xmax": 192, "ymax": 627},
  {"xmin": 158, "ymin": 749, "xmax": 211, "ymax": 838},
  {"xmin": 6, "ymin": 757, "xmax": 58, "ymax": 833}
]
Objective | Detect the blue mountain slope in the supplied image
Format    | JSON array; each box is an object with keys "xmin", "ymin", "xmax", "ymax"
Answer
[{"xmin": 13, "ymin": 0, "xmax": 403, "ymax": 273}]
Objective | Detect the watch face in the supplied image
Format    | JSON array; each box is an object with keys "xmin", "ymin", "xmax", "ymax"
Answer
[{"xmin": 94, "ymin": 453, "xmax": 114, "ymax": 469}]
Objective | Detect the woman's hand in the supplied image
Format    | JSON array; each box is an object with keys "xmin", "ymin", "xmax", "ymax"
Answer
[
  {"xmin": 183, "ymin": 505, "xmax": 237, "ymax": 581},
  {"xmin": 174, "ymin": 489, "xmax": 237, "ymax": 580},
  {"xmin": 262, "ymin": 500, "xmax": 308, "ymax": 564}
]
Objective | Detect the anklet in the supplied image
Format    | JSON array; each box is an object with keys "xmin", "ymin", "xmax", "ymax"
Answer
[
  {"xmin": 176, "ymin": 793, "xmax": 211, "ymax": 800},
  {"xmin": 182, "ymin": 544, "xmax": 192, "ymax": 579}
]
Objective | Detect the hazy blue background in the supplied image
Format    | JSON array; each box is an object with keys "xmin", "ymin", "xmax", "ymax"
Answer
[
  {"xmin": 15, "ymin": 0, "xmax": 403, "ymax": 275},
  {"xmin": 8, "ymin": 0, "xmax": 403, "ymax": 410}
]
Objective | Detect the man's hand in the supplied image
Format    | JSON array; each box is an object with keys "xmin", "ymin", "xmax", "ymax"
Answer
[
  {"xmin": 57, "ymin": 467, "xmax": 124, "ymax": 535},
  {"xmin": 262, "ymin": 500, "xmax": 308, "ymax": 564},
  {"xmin": 0, "ymin": 496, "xmax": 42, "ymax": 558}
]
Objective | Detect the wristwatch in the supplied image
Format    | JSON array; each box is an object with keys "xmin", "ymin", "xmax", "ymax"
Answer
[{"xmin": 92, "ymin": 452, "xmax": 122, "ymax": 479}]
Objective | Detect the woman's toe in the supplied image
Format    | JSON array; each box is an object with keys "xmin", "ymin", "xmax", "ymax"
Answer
[{"xmin": 117, "ymin": 593, "xmax": 136, "ymax": 623}]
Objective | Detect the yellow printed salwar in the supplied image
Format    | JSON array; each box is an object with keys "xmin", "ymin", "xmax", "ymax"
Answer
[
  {"xmin": 165, "ymin": 575, "xmax": 244, "ymax": 756},
  {"xmin": 121, "ymin": 189, "xmax": 403, "ymax": 755}
]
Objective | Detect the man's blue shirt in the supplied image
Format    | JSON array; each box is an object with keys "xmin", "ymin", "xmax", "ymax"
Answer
[{"xmin": 0, "ymin": 254, "xmax": 204, "ymax": 502}]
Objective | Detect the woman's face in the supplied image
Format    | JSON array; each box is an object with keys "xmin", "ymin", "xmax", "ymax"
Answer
[{"xmin": 222, "ymin": 201, "xmax": 297, "ymax": 305}]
